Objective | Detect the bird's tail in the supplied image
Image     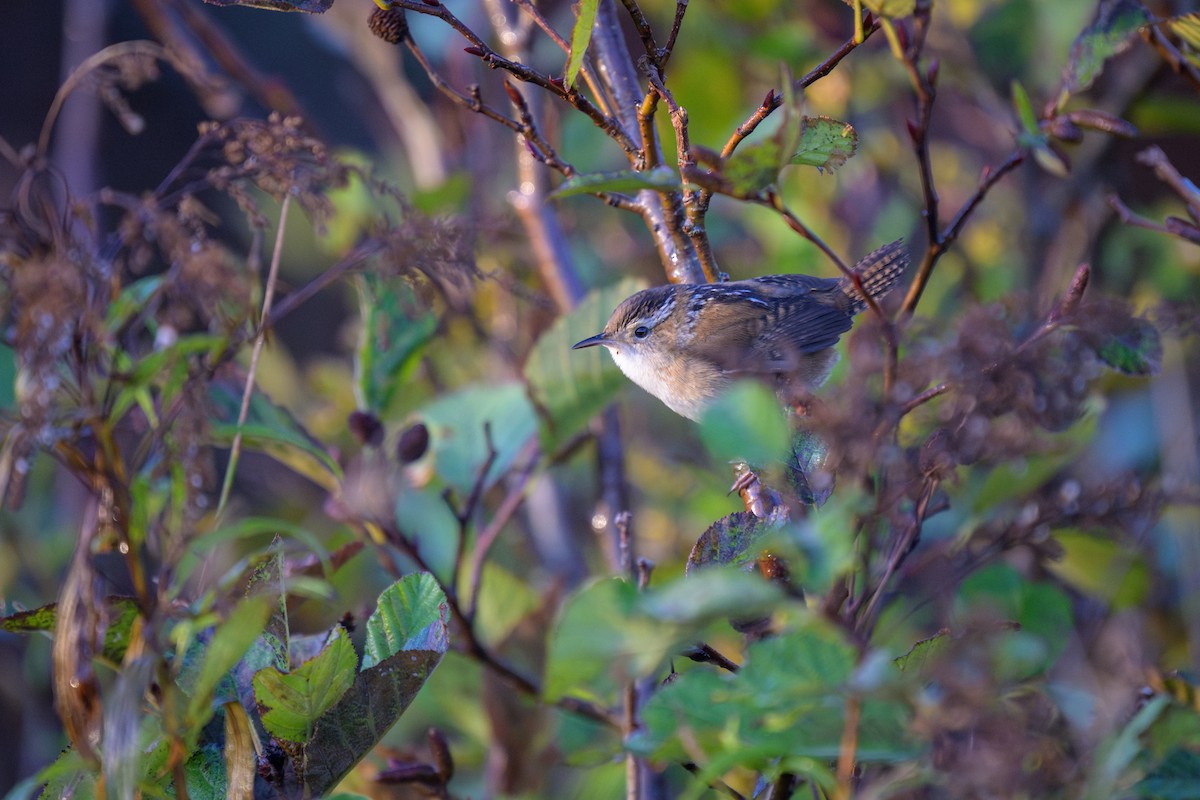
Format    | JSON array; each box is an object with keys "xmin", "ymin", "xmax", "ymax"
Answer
[{"xmin": 839, "ymin": 239, "xmax": 909, "ymax": 314}]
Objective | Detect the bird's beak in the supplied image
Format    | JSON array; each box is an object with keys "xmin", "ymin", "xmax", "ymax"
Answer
[{"xmin": 572, "ymin": 332, "xmax": 609, "ymax": 350}]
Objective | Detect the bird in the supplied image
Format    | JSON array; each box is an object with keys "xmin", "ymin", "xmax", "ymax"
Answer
[{"xmin": 572, "ymin": 240, "xmax": 909, "ymax": 420}]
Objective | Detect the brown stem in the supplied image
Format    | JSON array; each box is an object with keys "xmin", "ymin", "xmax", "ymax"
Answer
[
  {"xmin": 900, "ymin": 149, "xmax": 1025, "ymax": 315},
  {"xmin": 833, "ymin": 694, "xmax": 861, "ymax": 800}
]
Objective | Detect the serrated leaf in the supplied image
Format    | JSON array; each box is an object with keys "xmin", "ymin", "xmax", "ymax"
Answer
[
  {"xmin": 283, "ymin": 575, "xmax": 448, "ymax": 793},
  {"xmin": 893, "ymin": 629, "xmax": 949, "ymax": 673},
  {"xmin": 687, "ymin": 512, "xmax": 769, "ymax": 574},
  {"xmin": 551, "ymin": 166, "xmax": 679, "ymax": 199},
  {"xmin": 1095, "ymin": 318, "xmax": 1162, "ymax": 375},
  {"xmin": 724, "ymin": 137, "xmax": 786, "ymax": 195},
  {"xmin": 790, "ymin": 116, "xmax": 858, "ymax": 174},
  {"xmin": 564, "ymin": 0, "xmax": 599, "ymax": 90},
  {"xmin": 525, "ymin": 278, "xmax": 646, "ymax": 454},
  {"xmin": 254, "ymin": 626, "xmax": 357, "ymax": 742},
  {"xmin": 1062, "ymin": 0, "xmax": 1152, "ymax": 99},
  {"xmin": 362, "ymin": 572, "xmax": 449, "ymax": 669}
]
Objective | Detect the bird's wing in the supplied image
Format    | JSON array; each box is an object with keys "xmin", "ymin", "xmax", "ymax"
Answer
[{"xmin": 685, "ymin": 279, "xmax": 855, "ymax": 376}]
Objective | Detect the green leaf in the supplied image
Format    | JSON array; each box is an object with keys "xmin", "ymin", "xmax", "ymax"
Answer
[
  {"xmin": 1084, "ymin": 695, "xmax": 1170, "ymax": 799},
  {"xmin": 253, "ymin": 626, "xmax": 358, "ymax": 743},
  {"xmin": 544, "ymin": 578, "xmax": 641, "ymax": 702},
  {"xmin": 893, "ymin": 629, "xmax": 950, "ymax": 674},
  {"xmin": 687, "ymin": 511, "xmax": 770, "ymax": 573},
  {"xmin": 362, "ymin": 572, "xmax": 449, "ymax": 669},
  {"xmin": 467, "ymin": 562, "xmax": 540, "ymax": 648},
  {"xmin": 208, "ymin": 381, "xmax": 342, "ymax": 490},
  {"xmin": 969, "ymin": 409, "xmax": 1097, "ymax": 513},
  {"xmin": 184, "ymin": 596, "xmax": 275, "ymax": 726},
  {"xmin": 105, "ymin": 275, "xmax": 163, "ymax": 333},
  {"xmin": 1061, "ymin": 0, "xmax": 1152, "ymax": 101},
  {"xmin": 1095, "ymin": 317, "xmax": 1162, "ymax": 375},
  {"xmin": 1046, "ymin": 528, "xmax": 1148, "ymax": 608},
  {"xmin": 699, "ymin": 380, "xmax": 791, "ymax": 468},
  {"xmin": 550, "ymin": 166, "xmax": 679, "ymax": 198},
  {"xmin": 1011, "ymin": 80, "xmax": 1040, "ymax": 136},
  {"xmin": 525, "ymin": 278, "xmax": 645, "ymax": 454},
  {"xmin": 639, "ymin": 568, "xmax": 783, "ymax": 626},
  {"xmin": 957, "ymin": 564, "xmax": 1073, "ymax": 677},
  {"xmin": 790, "ymin": 116, "xmax": 858, "ymax": 174},
  {"xmin": 284, "ymin": 575, "xmax": 448, "ymax": 793},
  {"xmin": 564, "ymin": 0, "xmax": 599, "ymax": 90},
  {"xmin": 724, "ymin": 139, "xmax": 787, "ymax": 195},
  {"xmin": 0, "ymin": 343, "xmax": 14, "ymax": 411},
  {"xmin": 545, "ymin": 571, "xmax": 784, "ymax": 702},
  {"xmin": 418, "ymin": 383, "xmax": 538, "ymax": 493},
  {"xmin": 629, "ymin": 624, "xmax": 914, "ymax": 784},
  {"xmin": 355, "ymin": 274, "xmax": 436, "ymax": 412},
  {"xmin": 1134, "ymin": 749, "xmax": 1200, "ymax": 798},
  {"xmin": 862, "ymin": 0, "xmax": 915, "ymax": 16},
  {"xmin": 1, "ymin": 596, "xmax": 140, "ymax": 664}
]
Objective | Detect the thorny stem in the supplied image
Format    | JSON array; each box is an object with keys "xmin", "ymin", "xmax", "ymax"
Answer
[{"xmin": 216, "ymin": 192, "xmax": 291, "ymax": 515}]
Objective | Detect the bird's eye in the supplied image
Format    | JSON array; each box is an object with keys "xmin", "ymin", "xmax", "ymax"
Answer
[{"xmin": 633, "ymin": 325, "xmax": 650, "ymax": 339}]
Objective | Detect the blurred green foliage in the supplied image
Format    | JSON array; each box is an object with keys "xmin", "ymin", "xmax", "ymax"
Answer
[{"xmin": 1, "ymin": 0, "xmax": 1199, "ymax": 797}]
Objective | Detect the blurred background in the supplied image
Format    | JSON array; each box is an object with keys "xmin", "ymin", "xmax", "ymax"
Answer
[{"xmin": 1, "ymin": 0, "xmax": 1198, "ymax": 795}]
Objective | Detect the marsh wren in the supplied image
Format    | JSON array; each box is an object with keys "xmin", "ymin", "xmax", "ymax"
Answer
[{"xmin": 572, "ymin": 240, "xmax": 909, "ymax": 420}]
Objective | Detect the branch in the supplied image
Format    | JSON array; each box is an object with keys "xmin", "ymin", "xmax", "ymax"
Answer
[
  {"xmin": 900, "ymin": 150, "xmax": 1025, "ymax": 314},
  {"xmin": 216, "ymin": 193, "xmax": 291, "ymax": 515}
]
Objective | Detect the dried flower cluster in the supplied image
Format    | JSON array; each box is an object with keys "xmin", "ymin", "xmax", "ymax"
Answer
[{"xmin": 201, "ymin": 113, "xmax": 349, "ymax": 228}]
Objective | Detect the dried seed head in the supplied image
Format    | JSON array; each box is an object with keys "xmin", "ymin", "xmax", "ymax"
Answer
[{"xmin": 368, "ymin": 6, "xmax": 408, "ymax": 44}]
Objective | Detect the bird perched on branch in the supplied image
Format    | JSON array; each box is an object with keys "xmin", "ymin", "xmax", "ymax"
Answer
[{"xmin": 573, "ymin": 240, "xmax": 909, "ymax": 420}]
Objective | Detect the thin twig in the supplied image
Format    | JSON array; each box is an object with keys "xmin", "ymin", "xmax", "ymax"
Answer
[
  {"xmin": 660, "ymin": 1, "xmax": 690, "ymax": 69},
  {"xmin": 900, "ymin": 149, "xmax": 1025, "ymax": 315},
  {"xmin": 617, "ymin": 0, "xmax": 660, "ymax": 66},
  {"xmin": 448, "ymin": 421, "xmax": 498, "ymax": 605},
  {"xmin": 216, "ymin": 193, "xmax": 291, "ymax": 515},
  {"xmin": 466, "ymin": 438, "xmax": 540, "ymax": 617},
  {"xmin": 763, "ymin": 193, "xmax": 850, "ymax": 275}
]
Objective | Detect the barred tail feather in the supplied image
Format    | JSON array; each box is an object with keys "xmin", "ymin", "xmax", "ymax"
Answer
[{"xmin": 839, "ymin": 239, "xmax": 909, "ymax": 314}]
